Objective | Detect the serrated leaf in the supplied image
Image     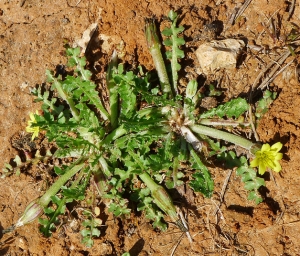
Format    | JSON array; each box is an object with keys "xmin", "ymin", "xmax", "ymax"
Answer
[
  {"xmin": 51, "ymin": 195, "xmax": 62, "ymax": 205},
  {"xmin": 176, "ymin": 37, "xmax": 185, "ymax": 45},
  {"xmin": 44, "ymin": 207, "xmax": 55, "ymax": 214},
  {"xmin": 119, "ymin": 81, "xmax": 137, "ymax": 119},
  {"xmin": 54, "ymin": 166, "xmax": 65, "ymax": 175},
  {"xmin": 189, "ymin": 148, "xmax": 214, "ymax": 197},
  {"xmin": 236, "ymin": 163, "xmax": 265, "ymax": 204},
  {"xmin": 248, "ymin": 191, "xmax": 263, "ymax": 204},
  {"xmin": 13, "ymin": 155, "xmax": 22, "ymax": 166},
  {"xmin": 175, "ymin": 48, "xmax": 184, "ymax": 59},
  {"xmin": 217, "ymin": 150, "xmax": 243, "ymax": 169},
  {"xmin": 168, "ymin": 10, "xmax": 178, "ymax": 21},
  {"xmin": 162, "ymin": 28, "xmax": 173, "ymax": 36},
  {"xmin": 163, "ymin": 38, "xmax": 173, "ymax": 46},
  {"xmin": 91, "ymin": 227, "xmax": 100, "ymax": 237},
  {"xmin": 200, "ymin": 97, "xmax": 249, "ymax": 119},
  {"xmin": 255, "ymin": 90, "xmax": 276, "ymax": 120},
  {"xmin": 81, "ymin": 229, "xmax": 91, "ymax": 236},
  {"xmin": 62, "ymin": 186, "xmax": 85, "ymax": 200}
]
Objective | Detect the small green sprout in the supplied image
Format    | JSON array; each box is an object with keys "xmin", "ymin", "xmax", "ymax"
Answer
[
  {"xmin": 80, "ymin": 210, "xmax": 102, "ymax": 248},
  {"xmin": 250, "ymin": 142, "xmax": 283, "ymax": 175},
  {"xmin": 25, "ymin": 111, "xmax": 40, "ymax": 140}
]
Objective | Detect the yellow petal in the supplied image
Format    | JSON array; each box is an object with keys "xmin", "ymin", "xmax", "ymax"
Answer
[
  {"xmin": 250, "ymin": 158, "xmax": 259, "ymax": 168},
  {"xmin": 275, "ymin": 152, "xmax": 283, "ymax": 161},
  {"xmin": 265, "ymin": 158, "xmax": 276, "ymax": 169},
  {"xmin": 29, "ymin": 112, "xmax": 35, "ymax": 122},
  {"xmin": 261, "ymin": 143, "xmax": 270, "ymax": 152},
  {"xmin": 271, "ymin": 142, "xmax": 283, "ymax": 152},
  {"xmin": 273, "ymin": 161, "xmax": 282, "ymax": 172},
  {"xmin": 258, "ymin": 162, "xmax": 267, "ymax": 175},
  {"xmin": 26, "ymin": 126, "xmax": 32, "ymax": 133}
]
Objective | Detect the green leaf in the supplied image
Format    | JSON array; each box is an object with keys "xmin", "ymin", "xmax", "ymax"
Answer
[
  {"xmin": 236, "ymin": 163, "xmax": 265, "ymax": 204},
  {"xmin": 217, "ymin": 150, "xmax": 242, "ymax": 168},
  {"xmin": 200, "ymin": 97, "xmax": 249, "ymax": 119},
  {"xmin": 62, "ymin": 186, "xmax": 85, "ymax": 200},
  {"xmin": 161, "ymin": 10, "xmax": 185, "ymax": 94},
  {"xmin": 168, "ymin": 10, "xmax": 178, "ymax": 21},
  {"xmin": 248, "ymin": 191, "xmax": 263, "ymax": 204},
  {"xmin": 62, "ymin": 76, "xmax": 109, "ymax": 120},
  {"xmin": 189, "ymin": 147, "xmax": 214, "ymax": 197},
  {"xmin": 118, "ymin": 80, "xmax": 137, "ymax": 119},
  {"xmin": 255, "ymin": 90, "xmax": 277, "ymax": 120},
  {"xmin": 185, "ymin": 80, "xmax": 198, "ymax": 100}
]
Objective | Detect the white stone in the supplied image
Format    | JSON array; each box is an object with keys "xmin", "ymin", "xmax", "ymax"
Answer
[{"xmin": 195, "ymin": 39, "xmax": 245, "ymax": 75}]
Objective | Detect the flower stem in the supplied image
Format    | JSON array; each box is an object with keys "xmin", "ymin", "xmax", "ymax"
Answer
[
  {"xmin": 14, "ymin": 157, "xmax": 86, "ymax": 228},
  {"xmin": 145, "ymin": 19, "xmax": 172, "ymax": 97},
  {"xmin": 106, "ymin": 50, "xmax": 119, "ymax": 129},
  {"xmin": 139, "ymin": 172, "xmax": 187, "ymax": 232},
  {"xmin": 189, "ymin": 124, "xmax": 255, "ymax": 151},
  {"xmin": 47, "ymin": 71, "xmax": 80, "ymax": 122},
  {"xmin": 38, "ymin": 157, "xmax": 86, "ymax": 207},
  {"xmin": 199, "ymin": 118, "xmax": 250, "ymax": 127},
  {"xmin": 99, "ymin": 125, "xmax": 127, "ymax": 146}
]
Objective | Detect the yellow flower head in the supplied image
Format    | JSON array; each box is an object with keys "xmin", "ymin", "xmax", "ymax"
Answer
[
  {"xmin": 25, "ymin": 111, "xmax": 40, "ymax": 140},
  {"xmin": 250, "ymin": 142, "xmax": 283, "ymax": 175}
]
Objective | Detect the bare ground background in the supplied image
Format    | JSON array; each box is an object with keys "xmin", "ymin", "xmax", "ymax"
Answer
[{"xmin": 1, "ymin": 0, "xmax": 300, "ymax": 255}]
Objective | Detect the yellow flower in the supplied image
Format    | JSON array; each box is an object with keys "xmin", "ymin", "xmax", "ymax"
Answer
[
  {"xmin": 25, "ymin": 111, "xmax": 40, "ymax": 140},
  {"xmin": 250, "ymin": 142, "xmax": 283, "ymax": 175}
]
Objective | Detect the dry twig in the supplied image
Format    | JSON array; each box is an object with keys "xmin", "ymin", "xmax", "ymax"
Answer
[
  {"xmin": 258, "ymin": 50, "xmax": 293, "ymax": 90},
  {"xmin": 170, "ymin": 233, "xmax": 184, "ymax": 256},
  {"xmin": 287, "ymin": 0, "xmax": 296, "ymax": 21},
  {"xmin": 229, "ymin": 0, "xmax": 253, "ymax": 25},
  {"xmin": 250, "ymin": 50, "xmax": 291, "ymax": 93},
  {"xmin": 213, "ymin": 169, "xmax": 232, "ymax": 216},
  {"xmin": 176, "ymin": 206, "xmax": 193, "ymax": 244}
]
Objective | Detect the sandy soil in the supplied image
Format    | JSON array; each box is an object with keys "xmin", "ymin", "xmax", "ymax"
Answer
[{"xmin": 1, "ymin": 0, "xmax": 300, "ymax": 255}]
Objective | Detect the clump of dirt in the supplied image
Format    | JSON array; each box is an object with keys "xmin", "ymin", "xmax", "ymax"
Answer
[{"xmin": 1, "ymin": 0, "xmax": 300, "ymax": 255}]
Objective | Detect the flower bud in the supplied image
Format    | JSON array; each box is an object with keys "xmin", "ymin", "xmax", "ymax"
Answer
[
  {"xmin": 15, "ymin": 201, "xmax": 43, "ymax": 228},
  {"xmin": 152, "ymin": 186, "xmax": 187, "ymax": 232},
  {"xmin": 145, "ymin": 18, "xmax": 161, "ymax": 50}
]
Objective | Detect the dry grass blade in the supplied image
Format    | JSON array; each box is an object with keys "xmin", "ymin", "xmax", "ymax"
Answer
[
  {"xmin": 170, "ymin": 233, "xmax": 184, "ymax": 256},
  {"xmin": 176, "ymin": 206, "xmax": 193, "ymax": 244},
  {"xmin": 0, "ymin": 236, "xmax": 15, "ymax": 247},
  {"xmin": 213, "ymin": 169, "xmax": 232, "ymax": 216},
  {"xmin": 258, "ymin": 50, "xmax": 292, "ymax": 90},
  {"xmin": 251, "ymin": 50, "xmax": 291, "ymax": 92},
  {"xmin": 248, "ymin": 105, "xmax": 260, "ymax": 141},
  {"xmin": 229, "ymin": 0, "xmax": 253, "ymax": 25},
  {"xmin": 287, "ymin": 0, "xmax": 296, "ymax": 21}
]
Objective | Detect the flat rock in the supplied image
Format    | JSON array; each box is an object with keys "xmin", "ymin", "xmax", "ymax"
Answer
[{"xmin": 195, "ymin": 38, "xmax": 245, "ymax": 75}]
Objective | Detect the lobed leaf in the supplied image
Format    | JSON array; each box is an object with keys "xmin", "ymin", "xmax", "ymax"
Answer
[
  {"xmin": 200, "ymin": 97, "xmax": 249, "ymax": 119},
  {"xmin": 189, "ymin": 147, "xmax": 214, "ymax": 198}
]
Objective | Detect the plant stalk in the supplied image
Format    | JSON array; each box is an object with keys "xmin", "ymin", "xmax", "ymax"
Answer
[
  {"xmin": 51, "ymin": 75, "xmax": 80, "ymax": 122},
  {"xmin": 145, "ymin": 19, "xmax": 172, "ymax": 96},
  {"xmin": 180, "ymin": 126, "xmax": 204, "ymax": 152},
  {"xmin": 139, "ymin": 172, "xmax": 187, "ymax": 232},
  {"xmin": 199, "ymin": 118, "xmax": 250, "ymax": 127},
  {"xmin": 107, "ymin": 50, "xmax": 119, "ymax": 129},
  {"xmin": 189, "ymin": 124, "xmax": 256, "ymax": 151},
  {"xmin": 100, "ymin": 125, "xmax": 127, "ymax": 146},
  {"xmin": 15, "ymin": 157, "xmax": 86, "ymax": 228},
  {"xmin": 39, "ymin": 158, "xmax": 86, "ymax": 207}
]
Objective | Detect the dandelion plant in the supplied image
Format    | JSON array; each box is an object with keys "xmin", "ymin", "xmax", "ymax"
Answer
[{"xmin": 2, "ymin": 10, "xmax": 283, "ymax": 246}]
